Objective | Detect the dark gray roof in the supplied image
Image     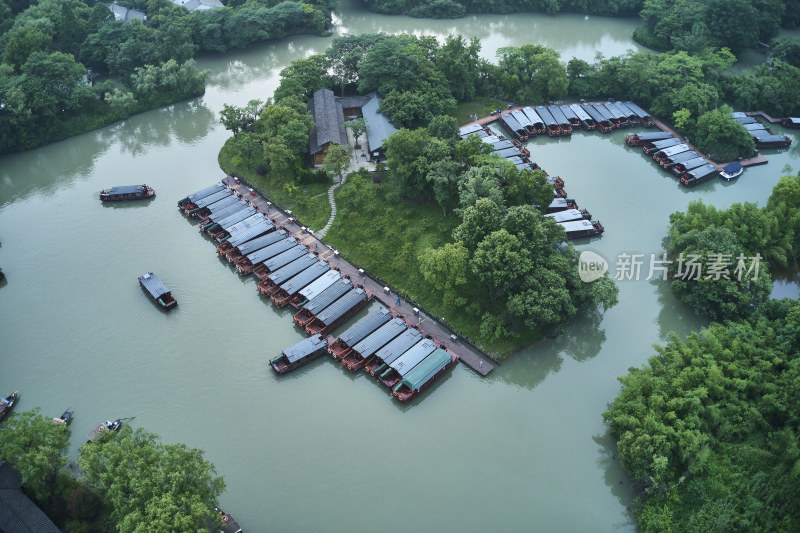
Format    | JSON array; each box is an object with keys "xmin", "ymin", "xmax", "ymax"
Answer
[
  {"xmin": 339, "ymin": 94, "xmax": 373, "ymax": 109},
  {"xmin": 511, "ymin": 109, "xmax": 532, "ymax": 128},
  {"xmin": 591, "ymin": 103, "xmax": 615, "ymax": 122},
  {"xmin": 105, "ymin": 184, "xmax": 147, "ymax": 195},
  {"xmin": 206, "ymin": 200, "xmax": 249, "ymax": 222},
  {"xmin": 351, "ymin": 317, "xmax": 407, "ymax": 359},
  {"xmin": 582, "ymin": 103, "xmax": 605, "ymax": 123},
  {"xmin": 283, "ymin": 335, "xmax": 328, "ymax": 364},
  {"xmin": 205, "ymin": 195, "xmax": 242, "ymax": 214},
  {"xmin": 277, "ymin": 261, "xmax": 330, "ymax": 295},
  {"xmin": 362, "ymin": 94, "xmax": 398, "ymax": 152},
  {"xmin": 625, "ymin": 102, "xmax": 651, "ymax": 119},
  {"xmin": 559, "ymin": 105, "xmax": 578, "ymax": 121},
  {"xmin": 374, "ymin": 328, "xmax": 422, "ymax": 365},
  {"xmin": 744, "ymin": 123, "xmax": 766, "ymax": 131},
  {"xmin": 309, "ymin": 89, "xmax": 347, "ymax": 155},
  {"xmin": 535, "ymin": 106, "xmax": 558, "ymax": 127},
  {"xmin": 389, "ymin": 338, "xmax": 437, "ymax": 376},
  {"xmin": 647, "ymin": 138, "xmax": 681, "ymax": 150},
  {"xmin": 731, "ymin": 111, "xmax": 747, "ymax": 119},
  {"xmin": 679, "ymin": 157, "xmax": 707, "ymax": 171},
  {"xmin": 298, "ymin": 270, "xmax": 341, "ymax": 301},
  {"xmin": 247, "ymin": 237, "xmax": 298, "ymax": 266},
  {"xmin": 487, "ymin": 139, "xmax": 515, "ymax": 151},
  {"xmin": 570, "ymin": 104, "xmax": 592, "ymax": 122},
  {"xmin": 216, "ymin": 206, "xmax": 257, "ymax": 230},
  {"xmin": 194, "ymin": 189, "xmax": 233, "ymax": 209},
  {"xmin": 263, "ymin": 244, "xmax": 308, "ymax": 272},
  {"xmin": 460, "ymin": 129, "xmax": 489, "ymax": 139},
  {"xmin": 267, "ymin": 254, "xmax": 317, "ymax": 285},
  {"xmin": 336, "ymin": 307, "xmax": 392, "ymax": 348},
  {"xmin": 0, "ymin": 463, "xmax": 61, "ymax": 533},
  {"xmin": 187, "ymin": 183, "xmax": 225, "ymax": 202},
  {"xmin": 500, "ymin": 114, "xmax": 524, "ymax": 133},
  {"xmin": 226, "ymin": 217, "xmax": 274, "ymax": 247},
  {"xmin": 755, "ymin": 134, "xmax": 789, "ymax": 144},
  {"xmin": 686, "ymin": 164, "xmax": 717, "ymax": 179},
  {"xmin": 138, "ymin": 272, "xmax": 170, "ymax": 299},
  {"xmin": 302, "ymin": 278, "xmax": 354, "ymax": 313},
  {"xmin": 615, "ymin": 101, "xmax": 636, "ymax": 118},
  {"xmin": 665, "ymin": 151, "xmax": 699, "ymax": 164},
  {"xmin": 522, "ymin": 107, "xmax": 544, "ymax": 126},
  {"xmin": 548, "ymin": 105, "xmax": 569, "ymax": 125},
  {"xmin": 459, "ymin": 123, "xmax": 484, "ymax": 137},
  {"xmin": 236, "ymin": 229, "xmax": 287, "ymax": 255},
  {"xmin": 603, "ymin": 101, "xmax": 626, "ymax": 120},
  {"xmin": 632, "ymin": 132, "xmax": 672, "ymax": 142},
  {"xmin": 655, "ymin": 144, "xmax": 690, "ymax": 157},
  {"xmin": 316, "ymin": 288, "xmax": 368, "ymax": 326},
  {"xmin": 495, "ymin": 147, "xmax": 523, "ymax": 159},
  {"xmin": 734, "ymin": 116, "xmax": 758, "ymax": 125}
]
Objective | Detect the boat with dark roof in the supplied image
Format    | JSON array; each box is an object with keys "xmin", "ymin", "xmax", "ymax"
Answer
[
  {"xmin": 305, "ymin": 288, "xmax": 372, "ymax": 336},
  {"xmin": 653, "ymin": 143, "xmax": 690, "ymax": 163},
  {"xmin": 558, "ymin": 219, "xmax": 604, "ymax": 238},
  {"xmin": 100, "ymin": 184, "xmax": 155, "ymax": 202},
  {"xmin": 752, "ymin": 131, "xmax": 792, "ymax": 149},
  {"xmin": 781, "ymin": 117, "xmax": 800, "ymax": 129},
  {"xmin": 643, "ymin": 137, "xmax": 681, "ymax": 155},
  {"xmin": 138, "ymin": 273, "xmax": 177, "ymax": 309},
  {"xmin": 293, "ymin": 278, "xmax": 354, "ymax": 327},
  {"xmin": 522, "ymin": 107, "xmax": 545, "ymax": 134},
  {"xmin": 214, "ymin": 507, "xmax": 242, "ymax": 533},
  {"xmin": 624, "ymin": 102, "xmax": 654, "ymax": 126},
  {"xmin": 378, "ymin": 338, "xmax": 438, "ymax": 389},
  {"xmin": 257, "ymin": 254, "xmax": 318, "ymax": 297},
  {"xmin": 670, "ymin": 157, "xmax": 707, "ymax": 176},
  {"xmin": 240, "ymin": 238, "xmax": 303, "ymax": 277},
  {"xmin": 86, "ymin": 416, "xmax": 133, "ymax": 443},
  {"xmin": 341, "ymin": 318, "xmax": 408, "ymax": 372},
  {"xmin": 183, "ymin": 189, "xmax": 234, "ymax": 216},
  {"xmin": 548, "ymin": 106, "xmax": 572, "ymax": 135},
  {"xmin": 625, "ymin": 131, "xmax": 672, "ymax": 146},
  {"xmin": 270, "ymin": 261, "xmax": 331, "ymax": 308},
  {"xmin": 329, "ymin": 307, "xmax": 394, "ymax": 360},
  {"xmin": 288, "ymin": 270, "xmax": 341, "ymax": 310},
  {"xmin": 680, "ymin": 164, "xmax": 718, "ymax": 187},
  {"xmin": 660, "ymin": 150, "xmax": 698, "ymax": 169},
  {"xmin": 53, "ymin": 408, "xmax": 73, "ymax": 425},
  {"xmin": 570, "ymin": 104, "xmax": 595, "ymax": 130},
  {"xmin": 544, "ymin": 208, "xmax": 591, "ymax": 223},
  {"xmin": 178, "ymin": 183, "xmax": 225, "ymax": 211},
  {"xmin": 615, "ymin": 102, "xmax": 640, "ymax": 125},
  {"xmin": 559, "ymin": 105, "xmax": 582, "ymax": 129},
  {"xmin": 219, "ymin": 229, "xmax": 287, "ymax": 264},
  {"xmin": 545, "ymin": 197, "xmax": 579, "ymax": 214},
  {"xmin": 270, "ymin": 335, "xmax": 329, "ymax": 374},
  {"xmin": 0, "ymin": 391, "xmax": 19, "ymax": 422},
  {"xmin": 581, "ymin": 104, "xmax": 612, "ymax": 132},
  {"xmin": 392, "ymin": 348, "xmax": 459, "ymax": 402},
  {"xmin": 719, "ymin": 162, "xmax": 744, "ymax": 181},
  {"xmin": 499, "ymin": 113, "xmax": 528, "ymax": 140},
  {"xmin": 536, "ymin": 106, "xmax": 561, "ymax": 136},
  {"xmin": 365, "ymin": 328, "xmax": 423, "ymax": 376},
  {"xmin": 602, "ymin": 102, "xmax": 628, "ymax": 127}
]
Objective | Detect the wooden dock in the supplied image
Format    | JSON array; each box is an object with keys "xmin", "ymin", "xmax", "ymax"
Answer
[
  {"xmin": 221, "ymin": 176, "xmax": 495, "ymax": 376},
  {"xmin": 746, "ymin": 110, "xmax": 781, "ymax": 124}
]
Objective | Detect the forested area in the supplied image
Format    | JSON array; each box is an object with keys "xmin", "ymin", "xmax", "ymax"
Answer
[
  {"xmin": 0, "ymin": 0, "xmax": 333, "ymax": 153},
  {"xmin": 604, "ymin": 172, "xmax": 800, "ymax": 531},
  {"xmin": 360, "ymin": 0, "xmax": 643, "ymax": 18},
  {"xmin": 0, "ymin": 409, "xmax": 225, "ymax": 532}
]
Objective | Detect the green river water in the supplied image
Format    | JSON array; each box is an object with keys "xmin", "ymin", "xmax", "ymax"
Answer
[{"xmin": 1, "ymin": 1, "xmax": 799, "ymax": 531}]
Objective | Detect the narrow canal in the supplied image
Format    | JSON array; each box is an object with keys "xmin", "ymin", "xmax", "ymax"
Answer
[{"xmin": 1, "ymin": 2, "xmax": 798, "ymax": 531}]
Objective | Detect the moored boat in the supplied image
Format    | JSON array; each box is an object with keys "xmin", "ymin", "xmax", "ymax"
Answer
[
  {"xmin": 53, "ymin": 408, "xmax": 73, "ymax": 425},
  {"xmin": 329, "ymin": 307, "xmax": 393, "ymax": 360},
  {"xmin": 752, "ymin": 131, "xmax": 792, "ymax": 149},
  {"xmin": 178, "ymin": 183, "xmax": 225, "ymax": 211},
  {"xmin": 0, "ymin": 391, "xmax": 19, "ymax": 422},
  {"xmin": 499, "ymin": 113, "xmax": 528, "ymax": 141},
  {"xmin": 293, "ymin": 278, "xmax": 354, "ymax": 327},
  {"xmin": 570, "ymin": 104, "xmax": 595, "ymax": 130},
  {"xmin": 615, "ymin": 102, "xmax": 640, "ymax": 125},
  {"xmin": 219, "ymin": 229, "xmax": 288, "ymax": 264},
  {"xmin": 522, "ymin": 107, "xmax": 545, "ymax": 134},
  {"xmin": 184, "ymin": 189, "xmax": 234, "ymax": 216},
  {"xmin": 548, "ymin": 105, "xmax": 572, "ymax": 135},
  {"xmin": 99, "ymin": 184, "xmax": 154, "ymax": 202},
  {"xmin": 544, "ymin": 208, "xmax": 591, "ymax": 223},
  {"xmin": 239, "ymin": 237, "xmax": 301, "ymax": 276},
  {"xmin": 194, "ymin": 196, "xmax": 244, "ymax": 223},
  {"xmin": 557, "ymin": 219, "xmax": 604, "ymax": 238},
  {"xmin": 270, "ymin": 334, "xmax": 328, "ymax": 374},
  {"xmin": 377, "ymin": 338, "xmax": 438, "ymax": 389},
  {"xmin": 642, "ymin": 137, "xmax": 681, "ymax": 155},
  {"xmin": 269, "ymin": 261, "xmax": 331, "ymax": 308},
  {"xmin": 392, "ymin": 348, "xmax": 459, "ymax": 402},
  {"xmin": 625, "ymin": 131, "xmax": 672, "ymax": 146},
  {"xmin": 719, "ymin": 162, "xmax": 744, "ymax": 181},
  {"xmin": 365, "ymin": 328, "xmax": 423, "ymax": 376},
  {"xmin": 341, "ymin": 317, "xmax": 408, "ymax": 372},
  {"xmin": 257, "ymin": 253, "xmax": 318, "ymax": 297},
  {"xmin": 581, "ymin": 104, "xmax": 612, "ymax": 132},
  {"xmin": 592, "ymin": 103, "xmax": 619, "ymax": 128},
  {"xmin": 138, "ymin": 273, "xmax": 177, "ymax": 309},
  {"xmin": 680, "ymin": 164, "xmax": 718, "ymax": 187},
  {"xmin": 545, "ymin": 197, "xmax": 579, "ymax": 214},
  {"xmin": 290, "ymin": 270, "xmax": 341, "ymax": 310},
  {"xmin": 652, "ymin": 143, "xmax": 690, "ymax": 162},
  {"xmin": 511, "ymin": 109, "xmax": 533, "ymax": 137},
  {"xmin": 214, "ymin": 507, "xmax": 243, "ymax": 533},
  {"xmin": 624, "ymin": 101, "xmax": 654, "ymax": 126},
  {"xmin": 559, "ymin": 105, "xmax": 582, "ymax": 129},
  {"xmin": 536, "ymin": 106, "xmax": 561, "ymax": 136},
  {"xmin": 660, "ymin": 150, "xmax": 698, "ymax": 169},
  {"xmin": 781, "ymin": 117, "xmax": 800, "ymax": 129},
  {"xmin": 670, "ymin": 156, "xmax": 707, "ymax": 176},
  {"xmin": 304, "ymin": 288, "xmax": 371, "ymax": 336},
  {"xmin": 602, "ymin": 101, "xmax": 628, "ymax": 127},
  {"xmin": 86, "ymin": 417, "xmax": 133, "ymax": 443}
]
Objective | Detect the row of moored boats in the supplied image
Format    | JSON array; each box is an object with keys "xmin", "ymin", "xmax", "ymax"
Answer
[
  {"xmin": 180, "ymin": 182, "xmax": 459, "ymax": 402},
  {"xmin": 626, "ymin": 132, "xmax": 726, "ymax": 186},
  {"xmin": 732, "ymin": 112, "xmax": 793, "ymax": 149}
]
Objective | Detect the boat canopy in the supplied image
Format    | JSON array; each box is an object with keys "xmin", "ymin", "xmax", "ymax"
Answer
[
  {"xmin": 545, "ymin": 209, "xmax": 585, "ymax": 223},
  {"xmin": 558, "ymin": 220, "xmax": 594, "ymax": 233},
  {"xmin": 236, "ymin": 229, "xmax": 288, "ymax": 255},
  {"xmin": 139, "ymin": 273, "xmax": 170, "ymax": 299},
  {"xmin": 664, "ymin": 151, "xmax": 699, "ymax": 164},
  {"xmin": 459, "ymin": 123, "xmax": 483, "ymax": 137},
  {"xmin": 283, "ymin": 335, "xmax": 327, "ymax": 364},
  {"xmin": 204, "ymin": 195, "xmax": 242, "ymax": 214},
  {"xmin": 679, "ymin": 157, "xmax": 707, "ymax": 171},
  {"xmin": 193, "ymin": 189, "xmax": 233, "ymax": 209},
  {"xmin": 624, "ymin": 102, "xmax": 651, "ymax": 120},
  {"xmin": 267, "ymin": 253, "xmax": 317, "ymax": 285},
  {"xmin": 500, "ymin": 114, "xmax": 524, "ymax": 133},
  {"xmin": 723, "ymin": 162, "xmax": 743, "ymax": 174},
  {"xmin": 731, "ymin": 112, "xmax": 747, "ymax": 119},
  {"xmin": 734, "ymin": 116, "xmax": 758, "ymax": 125},
  {"xmin": 647, "ymin": 138, "xmax": 681, "ymax": 150},
  {"xmin": 351, "ymin": 318, "xmax": 407, "ymax": 358},
  {"xmin": 374, "ymin": 328, "xmax": 423, "ymax": 365},
  {"xmin": 278, "ymin": 261, "xmax": 330, "ymax": 295},
  {"xmin": 315, "ymin": 288, "xmax": 368, "ymax": 326},
  {"xmin": 603, "ymin": 102, "xmax": 626, "ymax": 121},
  {"xmin": 397, "ymin": 348, "xmax": 452, "ymax": 392},
  {"xmin": 105, "ymin": 185, "xmax": 148, "ymax": 195},
  {"xmin": 592, "ymin": 103, "xmax": 616, "ymax": 122},
  {"xmin": 264, "ymin": 246, "xmax": 308, "ymax": 274},
  {"xmin": 656, "ymin": 144, "xmax": 690, "ymax": 158},
  {"xmin": 226, "ymin": 216, "xmax": 275, "ymax": 247},
  {"xmin": 506, "ymin": 156, "xmax": 530, "ymax": 170},
  {"xmin": 495, "ymin": 147, "xmax": 523, "ymax": 159},
  {"xmin": 247, "ymin": 237, "xmax": 298, "ymax": 265},
  {"xmin": 785, "ymin": 117, "xmax": 800, "ymax": 125},
  {"xmin": 389, "ymin": 339, "xmax": 438, "ymax": 376},
  {"xmin": 522, "ymin": 107, "xmax": 544, "ymax": 127},
  {"xmin": 337, "ymin": 307, "xmax": 392, "ymax": 348},
  {"xmin": 559, "ymin": 105, "xmax": 579, "ymax": 121},
  {"xmin": 615, "ymin": 101, "xmax": 637, "ymax": 119},
  {"xmin": 216, "ymin": 206, "xmax": 257, "ymax": 230},
  {"xmin": 686, "ymin": 164, "xmax": 717, "ymax": 179},
  {"xmin": 631, "ymin": 132, "xmax": 672, "ymax": 142},
  {"xmin": 302, "ymin": 278, "xmax": 354, "ymax": 312},
  {"xmin": 511, "ymin": 110, "xmax": 532, "ymax": 128},
  {"xmin": 535, "ymin": 106, "xmax": 558, "ymax": 127},
  {"xmin": 570, "ymin": 104, "xmax": 592, "ymax": 122},
  {"xmin": 187, "ymin": 183, "xmax": 225, "ymax": 203},
  {"xmin": 487, "ymin": 139, "xmax": 515, "ymax": 152},
  {"xmin": 581, "ymin": 104, "xmax": 608, "ymax": 125},
  {"xmin": 744, "ymin": 123, "xmax": 766, "ymax": 131},
  {"xmin": 548, "ymin": 105, "xmax": 570, "ymax": 126},
  {"xmin": 298, "ymin": 270, "xmax": 340, "ymax": 301},
  {"xmin": 206, "ymin": 200, "xmax": 248, "ymax": 222}
]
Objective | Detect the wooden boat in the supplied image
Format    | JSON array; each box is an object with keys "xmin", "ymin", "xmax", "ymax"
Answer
[
  {"xmin": 270, "ymin": 334, "xmax": 328, "ymax": 374},
  {"xmin": 459, "ymin": 123, "xmax": 484, "ymax": 139},
  {"xmin": 753, "ymin": 132, "xmax": 792, "ymax": 149},
  {"xmin": 178, "ymin": 183, "xmax": 225, "ymax": 211},
  {"xmin": 781, "ymin": 117, "xmax": 800, "ymax": 129},
  {"xmin": 548, "ymin": 105, "xmax": 572, "ymax": 135},
  {"xmin": 643, "ymin": 137, "xmax": 681, "ymax": 155},
  {"xmin": 553, "ymin": 187, "xmax": 567, "ymax": 198},
  {"xmin": 680, "ymin": 164, "xmax": 718, "ymax": 187},
  {"xmin": 545, "ymin": 197, "xmax": 579, "ymax": 214},
  {"xmin": 558, "ymin": 219, "xmax": 604, "ymax": 238},
  {"xmin": 220, "ymin": 229, "xmax": 287, "ymax": 264},
  {"xmin": 289, "ymin": 270, "xmax": 341, "ymax": 310},
  {"xmin": 194, "ymin": 196, "xmax": 244, "ymax": 222},
  {"xmin": 184, "ymin": 189, "xmax": 234, "ymax": 216},
  {"xmin": 734, "ymin": 116, "xmax": 758, "ymax": 125},
  {"xmin": 239, "ymin": 238, "xmax": 301, "ymax": 276},
  {"xmin": 653, "ymin": 143, "xmax": 690, "ymax": 162},
  {"xmin": 511, "ymin": 110, "xmax": 533, "ymax": 137},
  {"xmin": 86, "ymin": 417, "xmax": 133, "ymax": 443},
  {"xmin": 99, "ymin": 184, "xmax": 154, "ymax": 202},
  {"xmin": 378, "ymin": 338, "xmax": 438, "ymax": 389},
  {"xmin": 0, "ymin": 391, "xmax": 18, "ymax": 422},
  {"xmin": 626, "ymin": 131, "xmax": 672, "ymax": 146},
  {"xmin": 207, "ymin": 209, "xmax": 258, "ymax": 239},
  {"xmin": 53, "ymin": 408, "xmax": 73, "ymax": 425},
  {"xmin": 305, "ymin": 288, "xmax": 371, "ymax": 336},
  {"xmin": 592, "ymin": 103, "xmax": 619, "ymax": 128},
  {"xmin": 719, "ymin": 162, "xmax": 744, "ymax": 181},
  {"xmin": 559, "ymin": 105, "xmax": 583, "ymax": 129},
  {"xmin": 270, "ymin": 261, "xmax": 330, "ymax": 308},
  {"xmin": 253, "ymin": 245, "xmax": 311, "ymax": 282},
  {"xmin": 293, "ymin": 278, "xmax": 354, "ymax": 327},
  {"xmin": 366, "ymin": 328, "xmax": 423, "ymax": 376},
  {"xmin": 329, "ymin": 307, "xmax": 393, "ymax": 360},
  {"xmin": 522, "ymin": 107, "xmax": 545, "ymax": 134},
  {"xmin": 615, "ymin": 102, "xmax": 640, "ymax": 125},
  {"xmin": 570, "ymin": 104, "xmax": 595, "ymax": 130},
  {"xmin": 660, "ymin": 150, "xmax": 698, "ymax": 169},
  {"xmin": 602, "ymin": 101, "xmax": 628, "ymax": 127},
  {"xmin": 214, "ymin": 507, "xmax": 243, "ymax": 533},
  {"xmin": 624, "ymin": 101, "xmax": 654, "ymax": 126},
  {"xmin": 257, "ymin": 253, "xmax": 317, "ymax": 297},
  {"xmin": 138, "ymin": 272, "xmax": 177, "ymax": 309},
  {"xmin": 670, "ymin": 157, "xmax": 707, "ymax": 176},
  {"xmin": 581, "ymin": 104, "xmax": 612, "ymax": 133},
  {"xmin": 392, "ymin": 348, "xmax": 458, "ymax": 402},
  {"xmin": 544, "ymin": 208, "xmax": 591, "ymax": 223},
  {"xmin": 536, "ymin": 106, "xmax": 561, "ymax": 136},
  {"xmin": 341, "ymin": 318, "xmax": 408, "ymax": 372},
  {"xmin": 499, "ymin": 113, "xmax": 528, "ymax": 141}
]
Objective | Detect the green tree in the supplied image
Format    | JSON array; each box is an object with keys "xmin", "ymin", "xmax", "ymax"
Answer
[
  {"xmin": 496, "ymin": 44, "xmax": 568, "ymax": 103},
  {"xmin": 323, "ymin": 143, "xmax": 351, "ymax": 183},
  {"xmin": 426, "ymin": 157, "xmax": 460, "ymax": 216},
  {"xmin": 346, "ymin": 117, "xmax": 366, "ymax": 148},
  {"xmin": 433, "ymin": 34, "xmax": 481, "ymax": 101},
  {"xmin": 694, "ymin": 105, "xmax": 755, "ymax": 161},
  {"xmin": 78, "ymin": 425, "xmax": 225, "ymax": 533},
  {"xmin": 471, "ymin": 229, "xmax": 532, "ymax": 299},
  {"xmin": 0, "ymin": 408, "xmax": 70, "ymax": 502},
  {"xmin": 452, "ymin": 197, "xmax": 504, "ymax": 252},
  {"xmin": 273, "ymin": 54, "xmax": 328, "ymax": 101},
  {"xmin": 3, "ymin": 25, "xmax": 52, "ymax": 70},
  {"xmin": 219, "ymin": 103, "xmax": 246, "ymax": 138},
  {"xmin": 418, "ymin": 241, "xmax": 469, "ymax": 307},
  {"xmin": 458, "ymin": 165, "xmax": 505, "ymax": 211}
]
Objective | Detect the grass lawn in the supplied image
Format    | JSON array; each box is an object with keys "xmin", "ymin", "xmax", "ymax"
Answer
[
  {"xmin": 449, "ymin": 97, "xmax": 507, "ymax": 125},
  {"xmin": 218, "ymin": 141, "xmax": 332, "ymax": 231},
  {"xmin": 324, "ymin": 172, "xmax": 541, "ymax": 359}
]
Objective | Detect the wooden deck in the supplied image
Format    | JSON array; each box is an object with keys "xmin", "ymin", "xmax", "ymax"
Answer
[
  {"xmin": 222, "ymin": 177, "xmax": 495, "ymax": 376},
  {"xmin": 746, "ymin": 110, "xmax": 781, "ymax": 124}
]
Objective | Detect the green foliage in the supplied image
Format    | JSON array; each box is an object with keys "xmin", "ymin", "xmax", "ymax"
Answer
[
  {"xmin": 0, "ymin": 408, "xmax": 70, "ymax": 502},
  {"xmin": 604, "ymin": 302, "xmax": 800, "ymax": 531},
  {"xmin": 496, "ymin": 44, "xmax": 568, "ymax": 103},
  {"xmin": 771, "ymin": 37, "xmax": 800, "ymax": 68},
  {"xmin": 77, "ymin": 425, "xmax": 225, "ymax": 533},
  {"xmin": 692, "ymin": 106, "xmax": 755, "ymax": 162},
  {"xmin": 360, "ymin": 0, "xmax": 645, "ymax": 17},
  {"xmin": 323, "ymin": 143, "xmax": 351, "ymax": 182}
]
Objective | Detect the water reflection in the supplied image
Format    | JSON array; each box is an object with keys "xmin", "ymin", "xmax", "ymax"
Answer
[
  {"xmin": 651, "ymin": 277, "xmax": 708, "ymax": 342},
  {"xmin": 593, "ymin": 430, "xmax": 636, "ymax": 529}
]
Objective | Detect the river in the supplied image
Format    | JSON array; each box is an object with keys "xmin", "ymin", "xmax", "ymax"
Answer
[{"xmin": 1, "ymin": 2, "xmax": 799, "ymax": 531}]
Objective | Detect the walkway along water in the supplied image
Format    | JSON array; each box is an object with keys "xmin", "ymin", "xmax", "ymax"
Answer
[{"xmin": 219, "ymin": 176, "xmax": 494, "ymax": 376}]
